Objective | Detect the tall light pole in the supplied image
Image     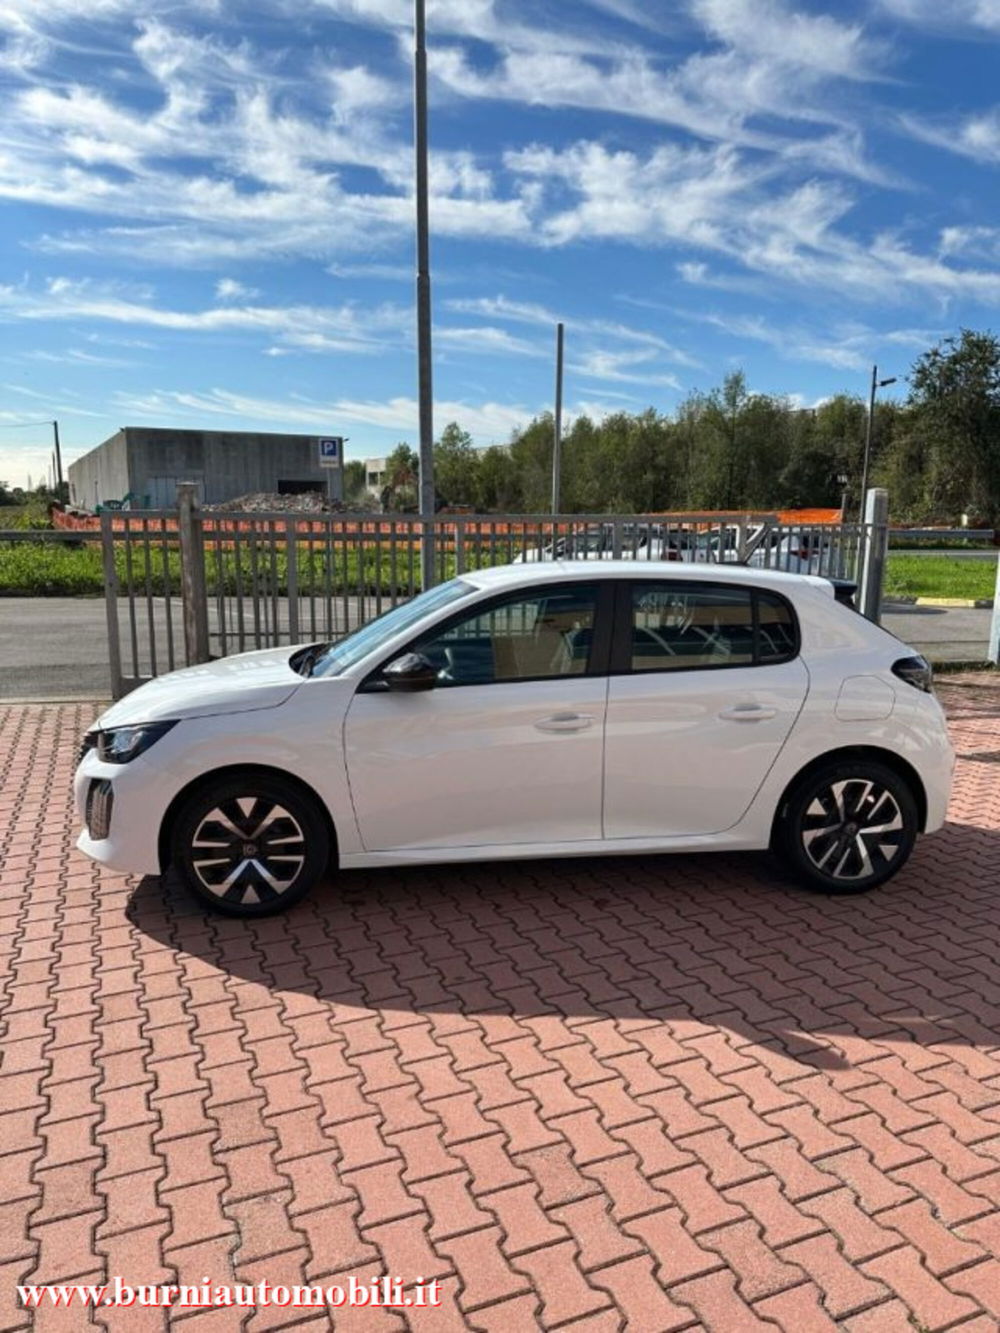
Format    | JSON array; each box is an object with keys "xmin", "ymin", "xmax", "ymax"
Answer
[
  {"xmin": 52, "ymin": 420, "xmax": 64, "ymax": 496},
  {"xmin": 551, "ymin": 322, "xmax": 564, "ymax": 514},
  {"xmin": 414, "ymin": 0, "xmax": 435, "ymax": 589},
  {"xmin": 859, "ymin": 365, "xmax": 896, "ymax": 525}
]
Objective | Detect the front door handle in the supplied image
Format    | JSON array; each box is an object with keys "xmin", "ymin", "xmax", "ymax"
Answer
[
  {"xmin": 534, "ymin": 712, "xmax": 595, "ymax": 732},
  {"xmin": 719, "ymin": 704, "xmax": 777, "ymax": 722}
]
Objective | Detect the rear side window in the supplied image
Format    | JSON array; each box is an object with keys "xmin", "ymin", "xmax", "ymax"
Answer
[
  {"xmin": 757, "ymin": 591, "xmax": 797, "ymax": 663},
  {"xmin": 627, "ymin": 583, "xmax": 797, "ymax": 672}
]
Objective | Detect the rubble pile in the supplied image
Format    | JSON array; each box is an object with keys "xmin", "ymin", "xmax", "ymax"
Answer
[{"xmin": 206, "ymin": 492, "xmax": 378, "ymax": 513}]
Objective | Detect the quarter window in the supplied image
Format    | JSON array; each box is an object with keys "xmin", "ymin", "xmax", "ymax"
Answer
[
  {"xmin": 757, "ymin": 590, "xmax": 797, "ymax": 663},
  {"xmin": 411, "ymin": 584, "xmax": 599, "ymax": 686},
  {"xmin": 627, "ymin": 583, "xmax": 796, "ymax": 671}
]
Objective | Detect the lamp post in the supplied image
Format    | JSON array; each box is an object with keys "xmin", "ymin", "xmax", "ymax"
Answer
[
  {"xmin": 859, "ymin": 365, "xmax": 896, "ymax": 525},
  {"xmin": 551, "ymin": 322, "xmax": 564, "ymax": 514},
  {"xmin": 414, "ymin": 0, "xmax": 435, "ymax": 589}
]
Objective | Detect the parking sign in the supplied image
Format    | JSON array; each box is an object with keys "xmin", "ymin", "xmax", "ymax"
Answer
[{"xmin": 318, "ymin": 437, "xmax": 342, "ymax": 467}]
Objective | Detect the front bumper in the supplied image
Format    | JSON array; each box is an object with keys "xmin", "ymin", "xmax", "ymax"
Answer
[{"xmin": 74, "ymin": 749, "xmax": 167, "ymax": 876}]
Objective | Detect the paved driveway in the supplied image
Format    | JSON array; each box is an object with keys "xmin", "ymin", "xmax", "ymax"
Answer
[{"xmin": 1, "ymin": 686, "xmax": 1000, "ymax": 1330}]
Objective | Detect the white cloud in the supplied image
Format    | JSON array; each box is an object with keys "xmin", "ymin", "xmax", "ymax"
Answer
[
  {"xmin": 939, "ymin": 225, "xmax": 1000, "ymax": 259},
  {"xmin": 445, "ymin": 294, "xmax": 701, "ymax": 365},
  {"xmin": 112, "ymin": 385, "xmax": 533, "ymax": 442},
  {"xmin": 216, "ymin": 277, "xmax": 260, "ymax": 301},
  {"xmin": 879, "ymin": 0, "xmax": 1000, "ymax": 32},
  {"xmin": 901, "ymin": 107, "xmax": 1000, "ymax": 164},
  {"xmin": 685, "ymin": 310, "xmax": 871, "ymax": 370},
  {"xmin": 692, "ymin": 0, "xmax": 883, "ymax": 81},
  {"xmin": 26, "ymin": 347, "xmax": 139, "ymax": 367},
  {"xmin": 329, "ymin": 261, "xmax": 413, "ymax": 281},
  {"xmin": 0, "ymin": 278, "xmax": 409, "ymax": 354},
  {"xmin": 570, "ymin": 349, "xmax": 682, "ymax": 390},
  {"xmin": 435, "ymin": 326, "xmax": 543, "ymax": 357}
]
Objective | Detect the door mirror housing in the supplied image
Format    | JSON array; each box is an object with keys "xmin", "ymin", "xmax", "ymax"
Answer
[{"xmin": 383, "ymin": 652, "xmax": 438, "ymax": 692}]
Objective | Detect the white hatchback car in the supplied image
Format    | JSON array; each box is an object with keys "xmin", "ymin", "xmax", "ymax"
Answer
[{"xmin": 76, "ymin": 563, "xmax": 954, "ymax": 916}]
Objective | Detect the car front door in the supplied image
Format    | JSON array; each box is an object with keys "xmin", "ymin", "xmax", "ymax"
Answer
[
  {"xmin": 603, "ymin": 579, "xmax": 809, "ymax": 838},
  {"xmin": 343, "ymin": 581, "xmax": 611, "ymax": 852}
]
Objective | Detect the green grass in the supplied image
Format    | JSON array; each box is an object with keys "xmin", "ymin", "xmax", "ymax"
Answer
[
  {"xmin": 2, "ymin": 538, "xmax": 996, "ymax": 601},
  {"xmin": 884, "ymin": 553, "xmax": 998, "ymax": 601},
  {"xmin": 0, "ymin": 501, "xmax": 54, "ymax": 530},
  {"xmin": 0, "ymin": 539, "xmax": 516, "ymax": 597}
]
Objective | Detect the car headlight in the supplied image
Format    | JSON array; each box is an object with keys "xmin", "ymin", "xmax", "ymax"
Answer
[{"xmin": 96, "ymin": 721, "xmax": 178, "ymax": 764}]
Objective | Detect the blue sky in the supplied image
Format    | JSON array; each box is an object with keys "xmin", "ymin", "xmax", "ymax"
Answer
[{"xmin": 1, "ymin": 0, "xmax": 999, "ymax": 490}]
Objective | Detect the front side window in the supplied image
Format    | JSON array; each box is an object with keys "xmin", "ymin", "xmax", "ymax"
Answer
[
  {"xmin": 411, "ymin": 584, "xmax": 599, "ymax": 686},
  {"xmin": 628, "ymin": 583, "xmax": 796, "ymax": 671},
  {"xmin": 311, "ymin": 578, "xmax": 475, "ymax": 677}
]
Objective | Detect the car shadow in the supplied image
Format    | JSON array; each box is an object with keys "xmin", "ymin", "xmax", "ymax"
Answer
[{"xmin": 127, "ymin": 813, "xmax": 1000, "ymax": 1078}]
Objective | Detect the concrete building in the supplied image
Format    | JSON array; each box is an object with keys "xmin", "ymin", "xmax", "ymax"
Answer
[
  {"xmin": 364, "ymin": 456, "xmax": 388, "ymax": 499},
  {"xmin": 68, "ymin": 427, "xmax": 342, "ymax": 510}
]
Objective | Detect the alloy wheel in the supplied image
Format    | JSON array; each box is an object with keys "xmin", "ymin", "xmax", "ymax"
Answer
[
  {"xmin": 190, "ymin": 796, "xmax": 306, "ymax": 906},
  {"xmin": 800, "ymin": 778, "xmax": 905, "ymax": 881}
]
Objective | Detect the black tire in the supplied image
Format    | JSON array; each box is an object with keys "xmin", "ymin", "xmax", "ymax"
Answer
[
  {"xmin": 773, "ymin": 760, "xmax": 918, "ymax": 895},
  {"xmin": 170, "ymin": 774, "xmax": 329, "ymax": 916}
]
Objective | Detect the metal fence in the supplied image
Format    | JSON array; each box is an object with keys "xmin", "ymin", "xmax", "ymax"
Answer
[{"xmin": 90, "ymin": 490, "xmax": 884, "ymax": 697}]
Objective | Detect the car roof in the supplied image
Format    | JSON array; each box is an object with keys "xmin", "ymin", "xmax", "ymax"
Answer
[{"xmin": 464, "ymin": 560, "xmax": 833, "ymax": 595}]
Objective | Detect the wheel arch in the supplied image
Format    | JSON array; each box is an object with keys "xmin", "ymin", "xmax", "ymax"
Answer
[
  {"xmin": 158, "ymin": 764, "xmax": 339, "ymax": 874},
  {"xmin": 770, "ymin": 745, "xmax": 929, "ymax": 843}
]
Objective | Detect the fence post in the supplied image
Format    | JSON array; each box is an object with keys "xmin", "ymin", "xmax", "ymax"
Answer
[
  {"xmin": 988, "ymin": 549, "xmax": 1000, "ymax": 665},
  {"xmin": 100, "ymin": 511, "xmax": 125, "ymax": 698},
  {"xmin": 610, "ymin": 518, "xmax": 623, "ymax": 559},
  {"xmin": 455, "ymin": 519, "xmax": 467, "ymax": 575},
  {"xmin": 177, "ymin": 482, "xmax": 210, "ymax": 664},
  {"xmin": 285, "ymin": 518, "xmax": 299, "ymax": 645},
  {"xmin": 859, "ymin": 487, "xmax": 889, "ymax": 623}
]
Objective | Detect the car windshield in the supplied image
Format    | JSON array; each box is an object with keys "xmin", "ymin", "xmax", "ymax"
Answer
[{"xmin": 309, "ymin": 578, "xmax": 476, "ymax": 677}]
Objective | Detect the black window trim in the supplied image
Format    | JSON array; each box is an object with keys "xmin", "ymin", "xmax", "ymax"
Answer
[
  {"xmin": 608, "ymin": 578, "xmax": 800, "ymax": 676},
  {"xmin": 358, "ymin": 579, "xmax": 617, "ymax": 692}
]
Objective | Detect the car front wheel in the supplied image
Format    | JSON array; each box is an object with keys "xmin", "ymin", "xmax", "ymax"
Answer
[
  {"xmin": 170, "ymin": 774, "xmax": 329, "ymax": 916},
  {"xmin": 774, "ymin": 760, "xmax": 919, "ymax": 894}
]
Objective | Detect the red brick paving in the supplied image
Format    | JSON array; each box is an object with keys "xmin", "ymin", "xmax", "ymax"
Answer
[{"xmin": 1, "ymin": 685, "xmax": 1000, "ymax": 1331}]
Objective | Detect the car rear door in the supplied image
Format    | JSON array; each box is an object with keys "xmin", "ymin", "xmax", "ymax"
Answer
[{"xmin": 603, "ymin": 579, "xmax": 809, "ymax": 838}]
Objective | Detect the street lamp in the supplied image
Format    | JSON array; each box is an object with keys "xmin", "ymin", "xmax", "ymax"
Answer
[
  {"xmin": 414, "ymin": 0, "xmax": 435, "ymax": 587},
  {"xmin": 859, "ymin": 365, "xmax": 896, "ymax": 525}
]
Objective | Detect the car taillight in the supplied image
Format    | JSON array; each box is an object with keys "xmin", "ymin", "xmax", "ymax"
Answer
[{"xmin": 892, "ymin": 655, "xmax": 933, "ymax": 693}]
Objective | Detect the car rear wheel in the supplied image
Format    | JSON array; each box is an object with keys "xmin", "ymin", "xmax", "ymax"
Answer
[
  {"xmin": 170, "ymin": 774, "xmax": 329, "ymax": 916},
  {"xmin": 774, "ymin": 760, "xmax": 918, "ymax": 894}
]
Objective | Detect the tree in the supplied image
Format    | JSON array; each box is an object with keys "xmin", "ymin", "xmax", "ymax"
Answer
[
  {"xmin": 476, "ymin": 446, "xmax": 521, "ymax": 512},
  {"xmin": 343, "ymin": 460, "xmax": 367, "ymax": 505},
  {"xmin": 906, "ymin": 329, "xmax": 1000, "ymax": 523},
  {"xmin": 508, "ymin": 414, "xmax": 556, "ymax": 512},
  {"xmin": 434, "ymin": 422, "xmax": 480, "ymax": 508},
  {"xmin": 380, "ymin": 443, "xmax": 419, "ymax": 512}
]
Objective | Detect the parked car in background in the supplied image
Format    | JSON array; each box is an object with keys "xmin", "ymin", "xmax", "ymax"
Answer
[
  {"xmin": 76, "ymin": 562, "xmax": 953, "ymax": 917},
  {"xmin": 748, "ymin": 528, "xmax": 836, "ymax": 575},
  {"xmin": 517, "ymin": 522, "xmax": 693, "ymax": 562}
]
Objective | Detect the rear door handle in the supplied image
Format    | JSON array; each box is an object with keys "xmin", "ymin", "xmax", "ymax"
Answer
[
  {"xmin": 719, "ymin": 704, "xmax": 777, "ymax": 722},
  {"xmin": 534, "ymin": 712, "xmax": 595, "ymax": 732}
]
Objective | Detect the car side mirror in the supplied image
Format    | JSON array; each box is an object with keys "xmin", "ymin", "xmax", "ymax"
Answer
[{"xmin": 383, "ymin": 652, "xmax": 438, "ymax": 692}]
